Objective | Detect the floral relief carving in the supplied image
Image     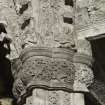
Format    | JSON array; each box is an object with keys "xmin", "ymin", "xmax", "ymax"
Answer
[{"xmin": 19, "ymin": 56, "xmax": 75, "ymax": 88}]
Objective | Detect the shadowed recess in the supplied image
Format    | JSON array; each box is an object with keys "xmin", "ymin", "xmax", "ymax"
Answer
[
  {"xmin": 21, "ymin": 18, "xmax": 31, "ymax": 30},
  {"xmin": 65, "ymin": 0, "xmax": 73, "ymax": 6},
  {"xmin": 19, "ymin": 2, "xmax": 29, "ymax": 14},
  {"xmin": 63, "ymin": 17, "xmax": 73, "ymax": 24}
]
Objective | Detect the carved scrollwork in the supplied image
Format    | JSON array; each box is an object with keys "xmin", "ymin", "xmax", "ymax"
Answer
[
  {"xmin": 20, "ymin": 57, "xmax": 75, "ymax": 87},
  {"xmin": 17, "ymin": 47, "xmax": 75, "ymax": 89}
]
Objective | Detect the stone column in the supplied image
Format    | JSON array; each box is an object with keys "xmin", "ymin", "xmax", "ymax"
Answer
[{"xmin": 11, "ymin": 0, "xmax": 94, "ymax": 105}]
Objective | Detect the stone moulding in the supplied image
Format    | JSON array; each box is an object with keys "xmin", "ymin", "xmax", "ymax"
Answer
[
  {"xmin": 73, "ymin": 53, "xmax": 94, "ymax": 67},
  {"xmin": 19, "ymin": 47, "xmax": 75, "ymax": 62}
]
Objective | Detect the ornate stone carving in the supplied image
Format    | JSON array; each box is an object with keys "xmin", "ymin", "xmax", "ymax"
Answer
[
  {"xmin": 12, "ymin": 47, "xmax": 75, "ymax": 101},
  {"xmin": 9, "ymin": 0, "xmax": 94, "ymax": 105},
  {"xmin": 0, "ymin": 0, "xmax": 23, "ymax": 59},
  {"xmin": 76, "ymin": 0, "xmax": 105, "ymax": 26},
  {"xmin": 11, "ymin": 47, "xmax": 94, "ymax": 104}
]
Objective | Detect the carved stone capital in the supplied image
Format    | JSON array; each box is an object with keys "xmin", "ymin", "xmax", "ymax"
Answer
[{"xmin": 11, "ymin": 46, "xmax": 94, "ymax": 104}]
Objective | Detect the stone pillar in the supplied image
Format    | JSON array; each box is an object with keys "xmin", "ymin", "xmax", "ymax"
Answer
[
  {"xmin": 30, "ymin": 90, "xmax": 85, "ymax": 105},
  {"xmin": 11, "ymin": 0, "xmax": 94, "ymax": 105}
]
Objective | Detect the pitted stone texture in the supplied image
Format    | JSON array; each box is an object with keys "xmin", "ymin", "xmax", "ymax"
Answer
[
  {"xmin": 75, "ymin": 0, "xmax": 105, "ymax": 39},
  {"xmin": 13, "ymin": 0, "xmax": 74, "ymax": 48},
  {"xmin": 0, "ymin": 0, "xmax": 22, "ymax": 59},
  {"xmin": 76, "ymin": 0, "xmax": 105, "ymax": 26},
  {"xmin": 31, "ymin": 0, "xmax": 74, "ymax": 48},
  {"xmin": 73, "ymin": 63, "xmax": 94, "ymax": 91},
  {"xmin": 31, "ymin": 89, "xmax": 73, "ymax": 105},
  {"xmin": 13, "ymin": 78, "xmax": 26, "ymax": 99},
  {"xmin": 24, "ymin": 89, "xmax": 85, "ymax": 105},
  {"xmin": 73, "ymin": 38, "xmax": 93, "ymax": 91},
  {"xmin": 20, "ymin": 57, "xmax": 75, "ymax": 88}
]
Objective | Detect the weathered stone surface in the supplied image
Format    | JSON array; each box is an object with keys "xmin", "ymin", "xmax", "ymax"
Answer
[
  {"xmin": 0, "ymin": 0, "xmax": 95, "ymax": 105},
  {"xmin": 9, "ymin": 0, "xmax": 94, "ymax": 105},
  {"xmin": 12, "ymin": 0, "xmax": 74, "ymax": 49},
  {"xmin": 23, "ymin": 90, "xmax": 85, "ymax": 105},
  {"xmin": 12, "ymin": 47, "xmax": 93, "ymax": 104},
  {"xmin": 89, "ymin": 79, "xmax": 105, "ymax": 105},
  {"xmin": 75, "ymin": 0, "xmax": 105, "ymax": 39}
]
